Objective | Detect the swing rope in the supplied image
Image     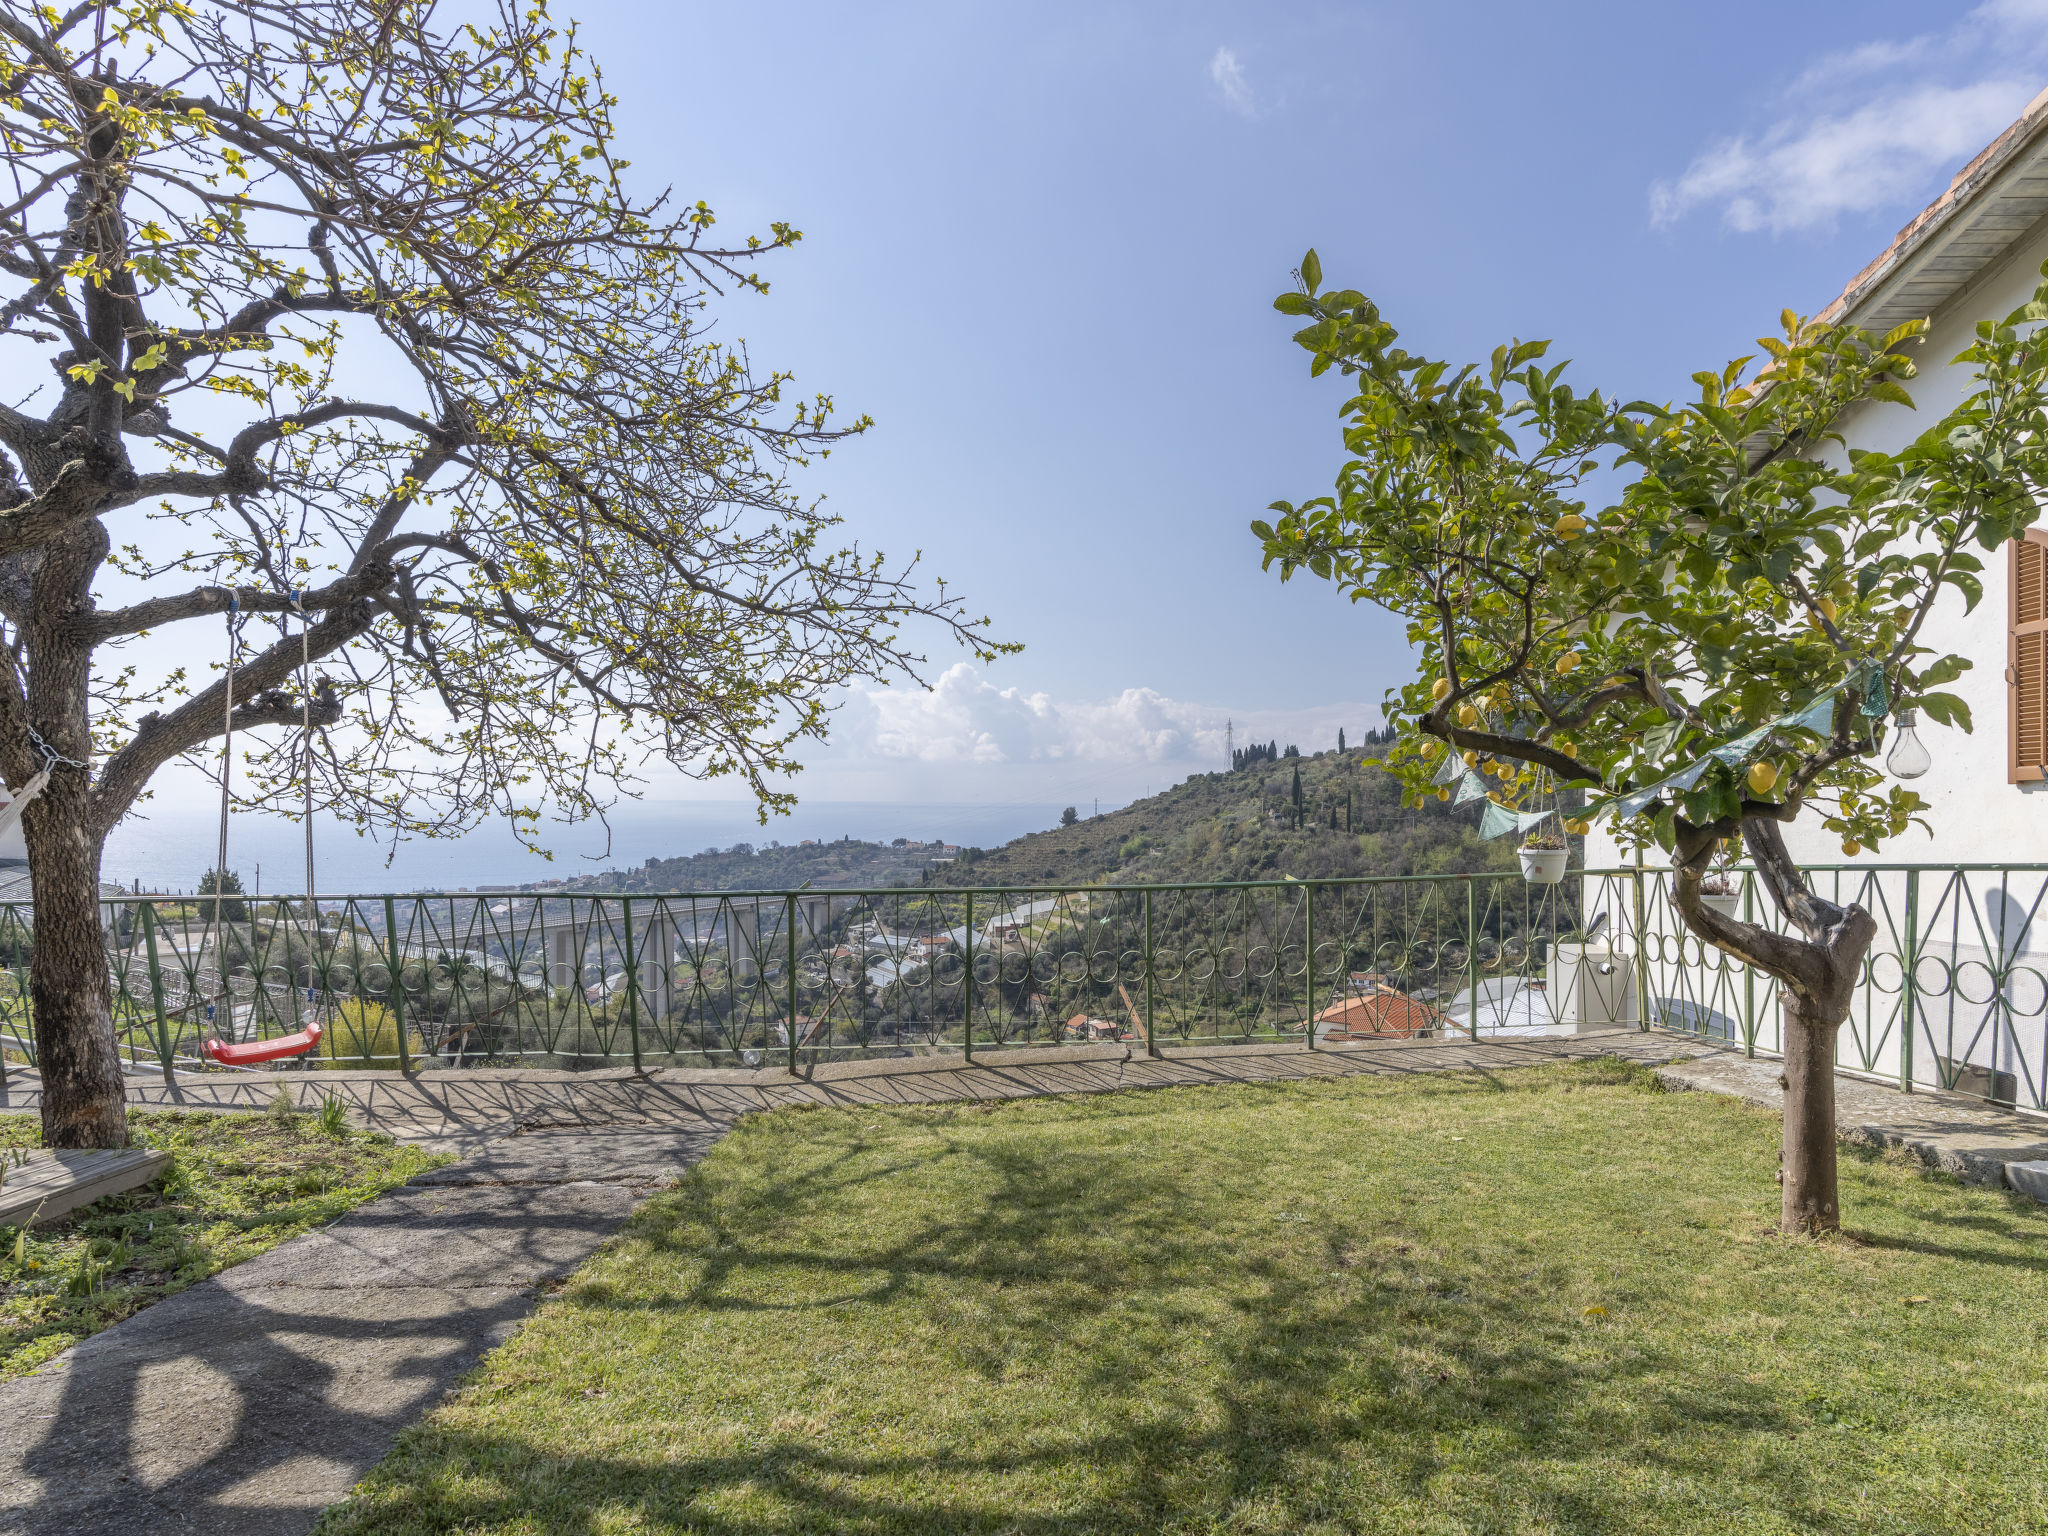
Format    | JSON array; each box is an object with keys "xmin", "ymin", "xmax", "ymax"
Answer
[
  {"xmin": 201, "ymin": 591, "xmax": 327, "ymax": 1068},
  {"xmin": 209, "ymin": 596, "xmax": 241, "ymax": 1042},
  {"xmin": 297, "ymin": 589, "xmax": 315, "ymax": 918}
]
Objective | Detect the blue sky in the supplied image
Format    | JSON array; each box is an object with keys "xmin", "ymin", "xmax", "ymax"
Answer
[
  {"xmin": 533, "ymin": 0, "xmax": 2048, "ymax": 813},
  {"xmin": 101, "ymin": 1, "xmax": 2048, "ymax": 885}
]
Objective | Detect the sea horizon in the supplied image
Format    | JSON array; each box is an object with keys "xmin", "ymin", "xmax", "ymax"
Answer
[{"xmin": 99, "ymin": 799, "xmax": 1085, "ymax": 896}]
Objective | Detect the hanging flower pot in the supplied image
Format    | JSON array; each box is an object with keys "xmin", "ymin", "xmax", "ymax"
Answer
[
  {"xmin": 1699, "ymin": 841, "xmax": 1743, "ymax": 918},
  {"xmin": 1519, "ymin": 833, "xmax": 1569, "ymax": 885}
]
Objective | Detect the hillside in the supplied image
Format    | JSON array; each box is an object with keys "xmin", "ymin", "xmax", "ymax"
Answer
[
  {"xmin": 525, "ymin": 750, "xmax": 1525, "ymax": 895},
  {"xmin": 530, "ymin": 836, "xmax": 946, "ymax": 895},
  {"xmin": 941, "ymin": 748, "xmax": 1518, "ymax": 888}
]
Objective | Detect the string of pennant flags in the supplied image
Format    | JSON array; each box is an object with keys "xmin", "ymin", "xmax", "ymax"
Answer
[{"xmin": 1437, "ymin": 660, "xmax": 1892, "ymax": 840}]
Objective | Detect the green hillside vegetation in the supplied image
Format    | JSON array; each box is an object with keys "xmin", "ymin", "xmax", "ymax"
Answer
[
  {"xmin": 532, "ymin": 837, "xmax": 945, "ymax": 896},
  {"xmin": 531, "ymin": 751, "xmax": 1533, "ymax": 896},
  {"xmin": 940, "ymin": 749, "xmax": 1521, "ymax": 888}
]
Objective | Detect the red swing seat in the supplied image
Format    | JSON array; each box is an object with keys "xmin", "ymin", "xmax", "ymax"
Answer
[{"xmin": 203, "ymin": 1022, "xmax": 323, "ymax": 1066}]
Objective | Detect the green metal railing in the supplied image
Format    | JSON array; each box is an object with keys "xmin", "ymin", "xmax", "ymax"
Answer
[{"xmin": 0, "ymin": 865, "xmax": 2040, "ymax": 1114}]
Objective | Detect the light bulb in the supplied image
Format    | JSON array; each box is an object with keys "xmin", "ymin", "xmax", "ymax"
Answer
[{"xmin": 1886, "ymin": 708, "xmax": 1932, "ymax": 780}]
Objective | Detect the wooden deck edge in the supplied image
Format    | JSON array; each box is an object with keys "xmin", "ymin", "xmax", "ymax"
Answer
[{"xmin": 0, "ymin": 1148, "xmax": 169, "ymax": 1228}]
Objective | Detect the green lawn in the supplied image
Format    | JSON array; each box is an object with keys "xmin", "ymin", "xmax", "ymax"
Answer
[
  {"xmin": 1, "ymin": 1102, "xmax": 445, "ymax": 1377},
  {"xmin": 322, "ymin": 1059, "xmax": 2048, "ymax": 1535}
]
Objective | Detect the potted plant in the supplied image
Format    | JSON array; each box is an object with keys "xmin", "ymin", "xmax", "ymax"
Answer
[
  {"xmin": 1519, "ymin": 828, "xmax": 1569, "ymax": 885},
  {"xmin": 1699, "ymin": 840, "xmax": 1742, "ymax": 918}
]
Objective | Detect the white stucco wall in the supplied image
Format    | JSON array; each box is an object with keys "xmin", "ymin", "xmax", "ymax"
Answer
[{"xmin": 1586, "ymin": 216, "xmax": 2048, "ymax": 875}]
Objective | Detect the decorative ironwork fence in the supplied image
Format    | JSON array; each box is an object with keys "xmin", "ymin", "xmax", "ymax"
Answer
[{"xmin": 0, "ymin": 866, "xmax": 2041, "ymax": 1115}]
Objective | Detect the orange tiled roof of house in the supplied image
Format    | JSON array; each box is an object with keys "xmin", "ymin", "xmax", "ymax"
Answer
[
  {"xmin": 1815, "ymin": 84, "xmax": 2048, "ymax": 328},
  {"xmin": 1315, "ymin": 989, "xmax": 1442, "ymax": 1040}
]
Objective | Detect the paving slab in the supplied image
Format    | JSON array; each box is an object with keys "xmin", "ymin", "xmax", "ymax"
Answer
[
  {"xmin": 1653, "ymin": 1051, "xmax": 2048, "ymax": 1188},
  {"xmin": 2008, "ymin": 1160, "xmax": 2048, "ymax": 1202},
  {"xmin": 0, "ymin": 1276, "xmax": 542, "ymax": 1534},
  {"xmin": 405, "ymin": 1128, "xmax": 729, "ymax": 1190},
  {"xmin": 0, "ymin": 1147, "xmax": 167, "ymax": 1228},
  {"xmin": 0, "ymin": 1151, "xmax": 644, "ymax": 1535}
]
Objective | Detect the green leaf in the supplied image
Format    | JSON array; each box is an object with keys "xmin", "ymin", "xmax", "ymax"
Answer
[
  {"xmin": 1943, "ymin": 569, "xmax": 1984, "ymax": 612},
  {"xmin": 1273, "ymin": 292, "xmax": 1315, "ymax": 316},
  {"xmin": 1300, "ymin": 249, "xmax": 1322, "ymax": 296},
  {"xmin": 1916, "ymin": 692, "xmax": 1973, "ymax": 732}
]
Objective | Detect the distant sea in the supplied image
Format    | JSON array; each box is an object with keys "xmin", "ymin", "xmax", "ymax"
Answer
[{"xmin": 100, "ymin": 800, "xmax": 1076, "ymax": 895}]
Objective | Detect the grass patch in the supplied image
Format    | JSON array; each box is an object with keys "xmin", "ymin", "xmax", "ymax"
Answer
[
  {"xmin": 323, "ymin": 1058, "xmax": 2048, "ymax": 1535},
  {"xmin": 0, "ymin": 1102, "xmax": 446, "ymax": 1377}
]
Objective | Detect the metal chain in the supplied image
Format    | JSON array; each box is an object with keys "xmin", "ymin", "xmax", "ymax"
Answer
[{"xmin": 21, "ymin": 721, "xmax": 86, "ymax": 773}]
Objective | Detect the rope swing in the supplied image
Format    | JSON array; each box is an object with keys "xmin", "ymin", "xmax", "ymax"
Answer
[{"xmin": 202, "ymin": 592, "xmax": 326, "ymax": 1067}]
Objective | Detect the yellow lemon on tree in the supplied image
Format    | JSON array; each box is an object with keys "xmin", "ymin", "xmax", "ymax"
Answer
[
  {"xmin": 1462, "ymin": 749, "xmax": 1478, "ymax": 766},
  {"xmin": 1746, "ymin": 760, "xmax": 1778, "ymax": 795},
  {"xmin": 1810, "ymin": 597, "xmax": 1838, "ymax": 628},
  {"xmin": 1561, "ymin": 741, "xmax": 1579, "ymax": 759},
  {"xmin": 1841, "ymin": 839, "xmax": 1862, "ymax": 857},
  {"xmin": 1458, "ymin": 703, "xmax": 1479, "ymax": 726},
  {"xmin": 1554, "ymin": 513, "xmax": 1587, "ymax": 540},
  {"xmin": 1438, "ymin": 788, "xmax": 1451, "ymax": 802},
  {"xmin": 1556, "ymin": 652, "xmax": 1580, "ymax": 675},
  {"xmin": 1432, "ymin": 677, "xmax": 1452, "ymax": 701}
]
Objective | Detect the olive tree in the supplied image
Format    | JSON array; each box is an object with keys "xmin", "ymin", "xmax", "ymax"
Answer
[
  {"xmin": 1255, "ymin": 250, "xmax": 2048, "ymax": 1234},
  {"xmin": 0, "ymin": 1, "xmax": 1004, "ymax": 1147}
]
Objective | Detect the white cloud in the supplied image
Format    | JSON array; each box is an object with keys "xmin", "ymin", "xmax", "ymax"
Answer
[
  {"xmin": 1209, "ymin": 46, "xmax": 1257, "ymax": 119},
  {"xmin": 1651, "ymin": 2, "xmax": 2048, "ymax": 234},
  {"xmin": 1651, "ymin": 81, "xmax": 2037, "ymax": 233},
  {"xmin": 780, "ymin": 664, "xmax": 1370, "ymax": 803},
  {"xmin": 841, "ymin": 663, "xmax": 1341, "ymax": 766}
]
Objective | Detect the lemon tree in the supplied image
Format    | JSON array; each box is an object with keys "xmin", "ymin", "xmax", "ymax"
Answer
[{"xmin": 1254, "ymin": 250, "xmax": 2048, "ymax": 1233}]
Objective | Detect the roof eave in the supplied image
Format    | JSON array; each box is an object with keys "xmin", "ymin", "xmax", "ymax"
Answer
[{"xmin": 1819, "ymin": 84, "xmax": 2048, "ymax": 336}]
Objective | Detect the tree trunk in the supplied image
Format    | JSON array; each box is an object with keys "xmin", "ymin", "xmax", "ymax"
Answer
[
  {"xmin": 22, "ymin": 508, "xmax": 121, "ymax": 1150},
  {"xmin": 1779, "ymin": 992, "xmax": 1841, "ymax": 1236},
  {"xmin": 24, "ymin": 777, "xmax": 124, "ymax": 1148}
]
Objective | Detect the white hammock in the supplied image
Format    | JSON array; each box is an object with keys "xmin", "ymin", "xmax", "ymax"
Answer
[{"xmin": 0, "ymin": 770, "xmax": 50, "ymax": 844}]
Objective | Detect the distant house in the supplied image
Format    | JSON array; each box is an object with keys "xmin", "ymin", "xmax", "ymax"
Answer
[
  {"xmin": 1064, "ymin": 1014, "xmax": 1123, "ymax": 1042},
  {"xmin": 1314, "ymin": 988, "xmax": 1442, "ymax": 1042}
]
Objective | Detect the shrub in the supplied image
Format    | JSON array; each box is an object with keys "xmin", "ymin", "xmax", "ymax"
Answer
[{"xmin": 317, "ymin": 999, "xmax": 407, "ymax": 1070}]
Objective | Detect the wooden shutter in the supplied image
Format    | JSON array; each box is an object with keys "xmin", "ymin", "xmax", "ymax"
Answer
[{"xmin": 2010, "ymin": 532, "xmax": 2048, "ymax": 782}]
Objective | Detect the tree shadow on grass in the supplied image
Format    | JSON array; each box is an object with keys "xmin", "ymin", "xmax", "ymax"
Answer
[{"xmin": 322, "ymin": 1090, "xmax": 1917, "ymax": 1536}]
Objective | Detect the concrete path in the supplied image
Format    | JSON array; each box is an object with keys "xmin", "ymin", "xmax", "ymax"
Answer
[
  {"xmin": 1655, "ymin": 1051, "xmax": 2048, "ymax": 1184},
  {"xmin": 2, "ymin": 1028, "xmax": 2043, "ymax": 1534}
]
